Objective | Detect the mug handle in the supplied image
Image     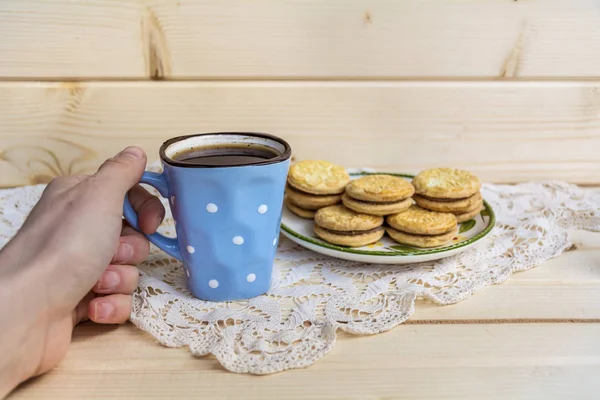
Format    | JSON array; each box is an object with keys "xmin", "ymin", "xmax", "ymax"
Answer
[{"xmin": 123, "ymin": 171, "xmax": 182, "ymax": 260}]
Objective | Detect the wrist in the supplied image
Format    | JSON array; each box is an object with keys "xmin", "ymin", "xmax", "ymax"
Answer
[{"xmin": 0, "ymin": 244, "xmax": 46, "ymax": 397}]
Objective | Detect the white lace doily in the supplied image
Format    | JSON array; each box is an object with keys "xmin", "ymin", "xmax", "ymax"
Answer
[{"xmin": 2, "ymin": 177, "xmax": 600, "ymax": 374}]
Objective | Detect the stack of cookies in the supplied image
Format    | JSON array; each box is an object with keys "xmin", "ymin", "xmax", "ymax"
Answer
[
  {"xmin": 411, "ymin": 168, "xmax": 483, "ymax": 223},
  {"xmin": 342, "ymin": 174, "xmax": 414, "ymax": 216},
  {"xmin": 313, "ymin": 204, "xmax": 385, "ymax": 247},
  {"xmin": 385, "ymin": 205, "xmax": 458, "ymax": 248},
  {"xmin": 284, "ymin": 160, "xmax": 350, "ymax": 219},
  {"xmin": 284, "ymin": 161, "xmax": 485, "ymax": 249}
]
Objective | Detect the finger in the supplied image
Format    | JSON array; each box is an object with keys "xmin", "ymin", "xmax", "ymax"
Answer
[
  {"xmin": 112, "ymin": 225, "xmax": 150, "ymax": 264},
  {"xmin": 127, "ymin": 184, "xmax": 165, "ymax": 234},
  {"xmin": 44, "ymin": 174, "xmax": 89, "ymax": 196},
  {"xmin": 88, "ymin": 294, "xmax": 132, "ymax": 324},
  {"xmin": 72, "ymin": 291, "xmax": 95, "ymax": 326},
  {"xmin": 93, "ymin": 264, "xmax": 139, "ymax": 295},
  {"xmin": 94, "ymin": 146, "xmax": 147, "ymax": 196}
]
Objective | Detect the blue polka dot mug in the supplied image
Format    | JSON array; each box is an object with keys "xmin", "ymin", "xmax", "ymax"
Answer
[{"xmin": 123, "ymin": 132, "xmax": 292, "ymax": 301}]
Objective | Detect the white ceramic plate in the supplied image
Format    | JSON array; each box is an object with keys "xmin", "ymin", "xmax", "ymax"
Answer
[{"xmin": 280, "ymin": 172, "xmax": 495, "ymax": 264}]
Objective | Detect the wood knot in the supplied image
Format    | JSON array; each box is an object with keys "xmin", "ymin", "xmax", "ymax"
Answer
[{"xmin": 141, "ymin": 7, "xmax": 171, "ymax": 80}]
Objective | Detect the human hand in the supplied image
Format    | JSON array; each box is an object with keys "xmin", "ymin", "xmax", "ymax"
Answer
[{"xmin": 0, "ymin": 147, "xmax": 164, "ymax": 396}]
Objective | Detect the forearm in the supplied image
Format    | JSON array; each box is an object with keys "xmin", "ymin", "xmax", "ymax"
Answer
[{"xmin": 0, "ymin": 242, "xmax": 44, "ymax": 398}]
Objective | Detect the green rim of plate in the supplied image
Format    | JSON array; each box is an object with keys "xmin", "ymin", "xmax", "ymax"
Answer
[{"xmin": 280, "ymin": 171, "xmax": 496, "ymax": 257}]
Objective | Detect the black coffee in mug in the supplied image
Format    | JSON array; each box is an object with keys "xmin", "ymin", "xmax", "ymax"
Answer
[{"xmin": 172, "ymin": 143, "xmax": 280, "ymax": 166}]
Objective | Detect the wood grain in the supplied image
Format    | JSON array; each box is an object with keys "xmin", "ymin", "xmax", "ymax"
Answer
[
  {"xmin": 7, "ymin": 322, "xmax": 600, "ymax": 400},
  {"xmin": 3, "ymin": 1, "xmax": 600, "ymax": 398},
  {"xmin": 413, "ymin": 230, "xmax": 600, "ymax": 320},
  {"xmin": 2, "ymin": 0, "xmax": 600, "ymax": 79},
  {"xmin": 8, "ymin": 218, "xmax": 600, "ymax": 399},
  {"xmin": 9, "ymin": 237, "xmax": 600, "ymax": 400},
  {"xmin": 2, "ymin": 81, "xmax": 600, "ymax": 186}
]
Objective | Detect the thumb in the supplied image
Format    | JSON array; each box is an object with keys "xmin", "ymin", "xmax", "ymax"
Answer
[{"xmin": 94, "ymin": 146, "xmax": 147, "ymax": 195}]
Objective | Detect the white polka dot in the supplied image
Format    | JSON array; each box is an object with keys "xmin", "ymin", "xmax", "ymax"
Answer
[
  {"xmin": 208, "ymin": 279, "xmax": 219, "ymax": 289},
  {"xmin": 187, "ymin": 245, "xmax": 195, "ymax": 254},
  {"xmin": 170, "ymin": 196, "xmax": 175, "ymax": 204},
  {"xmin": 258, "ymin": 204, "xmax": 268, "ymax": 214},
  {"xmin": 185, "ymin": 269, "xmax": 190, "ymax": 278},
  {"xmin": 273, "ymin": 237, "xmax": 278, "ymax": 246},
  {"xmin": 232, "ymin": 236, "xmax": 244, "ymax": 245},
  {"xmin": 206, "ymin": 203, "xmax": 218, "ymax": 213},
  {"xmin": 246, "ymin": 273, "xmax": 256, "ymax": 283}
]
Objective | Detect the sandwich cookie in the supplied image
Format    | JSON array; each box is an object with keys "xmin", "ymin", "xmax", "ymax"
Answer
[
  {"xmin": 413, "ymin": 192, "xmax": 482, "ymax": 214},
  {"xmin": 342, "ymin": 174, "xmax": 415, "ymax": 216},
  {"xmin": 412, "ymin": 168, "xmax": 484, "ymax": 220},
  {"xmin": 386, "ymin": 225, "xmax": 459, "ymax": 248},
  {"xmin": 412, "ymin": 168, "xmax": 481, "ymax": 200},
  {"xmin": 286, "ymin": 184, "xmax": 342, "ymax": 210},
  {"xmin": 285, "ymin": 160, "xmax": 348, "ymax": 218},
  {"xmin": 284, "ymin": 196, "xmax": 316, "ymax": 219},
  {"xmin": 287, "ymin": 160, "xmax": 350, "ymax": 195},
  {"xmin": 314, "ymin": 205, "xmax": 384, "ymax": 247},
  {"xmin": 455, "ymin": 204, "xmax": 485, "ymax": 223},
  {"xmin": 385, "ymin": 205, "xmax": 458, "ymax": 248}
]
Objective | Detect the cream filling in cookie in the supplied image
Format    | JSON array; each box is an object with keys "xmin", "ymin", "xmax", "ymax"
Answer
[
  {"xmin": 344, "ymin": 196, "xmax": 410, "ymax": 205},
  {"xmin": 317, "ymin": 226, "xmax": 385, "ymax": 236},
  {"xmin": 286, "ymin": 184, "xmax": 338, "ymax": 197}
]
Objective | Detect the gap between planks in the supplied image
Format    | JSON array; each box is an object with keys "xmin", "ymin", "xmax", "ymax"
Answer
[
  {"xmin": 3, "ymin": 77, "xmax": 600, "ymax": 83},
  {"xmin": 404, "ymin": 318, "xmax": 600, "ymax": 325},
  {"xmin": 3, "ymin": 79, "xmax": 600, "ymax": 87}
]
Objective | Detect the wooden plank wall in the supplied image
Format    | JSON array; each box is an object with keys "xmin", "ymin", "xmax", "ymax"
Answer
[{"xmin": 1, "ymin": 0, "xmax": 600, "ymax": 187}]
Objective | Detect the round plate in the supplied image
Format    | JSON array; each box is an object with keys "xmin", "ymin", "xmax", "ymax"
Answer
[{"xmin": 280, "ymin": 172, "xmax": 495, "ymax": 264}]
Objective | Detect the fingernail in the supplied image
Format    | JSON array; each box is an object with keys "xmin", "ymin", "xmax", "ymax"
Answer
[
  {"xmin": 120, "ymin": 146, "xmax": 143, "ymax": 159},
  {"xmin": 95, "ymin": 301, "xmax": 115, "ymax": 321},
  {"xmin": 97, "ymin": 270, "xmax": 120, "ymax": 291},
  {"xmin": 115, "ymin": 242, "xmax": 134, "ymax": 262}
]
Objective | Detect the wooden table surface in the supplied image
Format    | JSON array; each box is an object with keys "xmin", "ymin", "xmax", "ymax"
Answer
[
  {"xmin": 3, "ymin": 2, "xmax": 600, "ymax": 398},
  {"xmin": 8, "ymin": 229, "xmax": 600, "ymax": 400}
]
